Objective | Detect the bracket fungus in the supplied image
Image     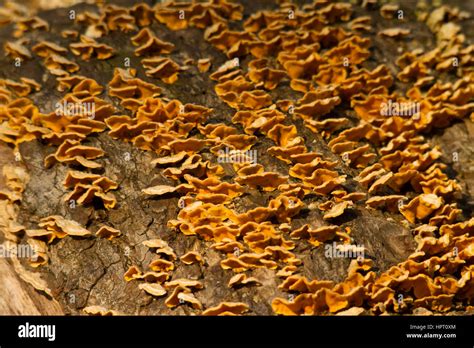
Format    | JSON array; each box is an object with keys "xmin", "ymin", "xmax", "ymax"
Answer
[{"xmin": 0, "ymin": 0, "xmax": 473, "ymax": 320}]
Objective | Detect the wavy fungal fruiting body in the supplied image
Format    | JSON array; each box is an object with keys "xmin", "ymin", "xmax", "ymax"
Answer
[{"xmin": 0, "ymin": 0, "xmax": 473, "ymax": 316}]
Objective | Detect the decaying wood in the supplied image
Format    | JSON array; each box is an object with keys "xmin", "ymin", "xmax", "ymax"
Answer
[{"xmin": 0, "ymin": 0, "xmax": 473, "ymax": 315}]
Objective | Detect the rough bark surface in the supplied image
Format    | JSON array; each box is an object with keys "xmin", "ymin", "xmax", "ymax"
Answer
[{"xmin": 0, "ymin": 0, "xmax": 473, "ymax": 315}]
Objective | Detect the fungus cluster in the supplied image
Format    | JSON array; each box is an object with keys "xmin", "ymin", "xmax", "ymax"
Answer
[{"xmin": 0, "ymin": 0, "xmax": 472, "ymax": 316}]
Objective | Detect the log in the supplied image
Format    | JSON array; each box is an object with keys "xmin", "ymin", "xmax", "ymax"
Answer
[{"xmin": 0, "ymin": 0, "xmax": 473, "ymax": 316}]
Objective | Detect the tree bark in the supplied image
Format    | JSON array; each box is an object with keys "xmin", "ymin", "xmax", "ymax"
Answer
[{"xmin": 0, "ymin": 0, "xmax": 473, "ymax": 315}]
